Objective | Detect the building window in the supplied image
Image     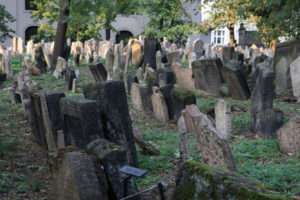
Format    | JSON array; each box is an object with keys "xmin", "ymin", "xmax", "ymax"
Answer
[
  {"xmin": 213, "ymin": 30, "xmax": 225, "ymax": 45},
  {"xmin": 116, "ymin": 31, "xmax": 134, "ymax": 44},
  {"xmin": 25, "ymin": 26, "xmax": 39, "ymax": 42},
  {"xmin": 25, "ymin": 0, "xmax": 37, "ymax": 10}
]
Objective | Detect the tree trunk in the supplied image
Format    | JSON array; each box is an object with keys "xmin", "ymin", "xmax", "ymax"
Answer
[
  {"xmin": 229, "ymin": 25, "xmax": 235, "ymax": 46},
  {"xmin": 50, "ymin": 0, "xmax": 71, "ymax": 73},
  {"xmin": 105, "ymin": 28, "xmax": 110, "ymax": 40}
]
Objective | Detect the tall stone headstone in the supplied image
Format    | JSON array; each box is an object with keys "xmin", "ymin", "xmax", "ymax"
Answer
[
  {"xmin": 113, "ymin": 44, "xmax": 121, "ymax": 67},
  {"xmin": 105, "ymin": 48, "xmax": 114, "ymax": 71},
  {"xmin": 156, "ymin": 51, "xmax": 162, "ymax": 69},
  {"xmin": 35, "ymin": 44, "xmax": 48, "ymax": 73},
  {"xmin": 42, "ymin": 45, "xmax": 53, "ymax": 69},
  {"xmin": 182, "ymin": 105, "xmax": 236, "ymax": 171},
  {"xmin": 251, "ymin": 62, "xmax": 283, "ymax": 139},
  {"xmin": 144, "ymin": 38, "xmax": 159, "ymax": 69},
  {"xmin": 64, "ymin": 66, "xmax": 76, "ymax": 90},
  {"xmin": 276, "ymin": 116, "xmax": 300, "ymax": 156},
  {"xmin": 215, "ymin": 99, "xmax": 232, "ymax": 140},
  {"xmin": 192, "ymin": 58, "xmax": 223, "ymax": 96},
  {"xmin": 130, "ymin": 40, "xmax": 143, "ymax": 67},
  {"xmin": 127, "ymin": 74, "xmax": 139, "ymax": 95},
  {"xmin": 173, "ymin": 61, "xmax": 195, "ymax": 89},
  {"xmin": 130, "ymin": 83, "xmax": 148, "ymax": 112},
  {"xmin": 167, "ymin": 51, "xmax": 180, "ymax": 64},
  {"xmin": 177, "ymin": 116, "xmax": 189, "ymax": 162},
  {"xmin": 83, "ymin": 81, "xmax": 138, "ymax": 167},
  {"xmin": 160, "ymin": 84, "xmax": 174, "ymax": 120},
  {"xmin": 290, "ymin": 56, "xmax": 300, "ymax": 100},
  {"xmin": 193, "ymin": 39, "xmax": 205, "ymax": 58},
  {"xmin": 222, "ymin": 46, "xmax": 234, "ymax": 63},
  {"xmin": 275, "ymin": 57, "xmax": 290, "ymax": 90},
  {"xmin": 89, "ymin": 62, "xmax": 108, "ymax": 82},
  {"xmin": 156, "ymin": 68, "xmax": 175, "ymax": 88},
  {"xmin": 151, "ymin": 86, "xmax": 169, "ymax": 123},
  {"xmin": 60, "ymin": 98, "xmax": 104, "ymax": 149}
]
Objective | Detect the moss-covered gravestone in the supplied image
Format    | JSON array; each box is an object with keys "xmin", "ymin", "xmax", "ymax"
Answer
[
  {"xmin": 174, "ymin": 161, "xmax": 285, "ymax": 200},
  {"xmin": 88, "ymin": 62, "xmax": 107, "ymax": 82}
]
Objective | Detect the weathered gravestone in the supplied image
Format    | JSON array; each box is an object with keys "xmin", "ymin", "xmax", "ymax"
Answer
[
  {"xmin": 151, "ymin": 87, "xmax": 169, "ymax": 123},
  {"xmin": 290, "ymin": 56, "xmax": 300, "ymax": 100},
  {"xmin": 64, "ymin": 66, "xmax": 76, "ymax": 90},
  {"xmin": 113, "ymin": 44, "xmax": 121, "ymax": 68},
  {"xmin": 222, "ymin": 60, "xmax": 250, "ymax": 100},
  {"xmin": 160, "ymin": 84, "xmax": 174, "ymax": 120},
  {"xmin": 130, "ymin": 83, "xmax": 148, "ymax": 112},
  {"xmin": 182, "ymin": 104, "xmax": 236, "ymax": 171},
  {"xmin": 35, "ymin": 44, "xmax": 47, "ymax": 73},
  {"xmin": 192, "ymin": 58, "xmax": 223, "ymax": 96},
  {"xmin": 174, "ymin": 161, "xmax": 285, "ymax": 200},
  {"xmin": 171, "ymin": 86, "xmax": 196, "ymax": 122},
  {"xmin": 42, "ymin": 45, "xmax": 53, "ymax": 69},
  {"xmin": 276, "ymin": 116, "xmax": 300, "ymax": 156},
  {"xmin": 83, "ymin": 81, "xmax": 138, "ymax": 167},
  {"xmin": 127, "ymin": 74, "xmax": 139, "ymax": 95},
  {"xmin": 144, "ymin": 38, "xmax": 160, "ymax": 69},
  {"xmin": 177, "ymin": 116, "xmax": 190, "ymax": 162},
  {"xmin": 105, "ymin": 48, "xmax": 114, "ymax": 71},
  {"xmin": 130, "ymin": 40, "xmax": 143, "ymax": 67},
  {"xmin": 167, "ymin": 51, "xmax": 180, "ymax": 64},
  {"xmin": 145, "ymin": 76, "xmax": 159, "ymax": 113},
  {"xmin": 193, "ymin": 39, "xmax": 205, "ymax": 58},
  {"xmin": 215, "ymin": 99, "xmax": 232, "ymax": 140},
  {"xmin": 7, "ymin": 87, "xmax": 21, "ymax": 104},
  {"xmin": 124, "ymin": 45, "xmax": 132, "ymax": 74},
  {"xmin": 48, "ymin": 151, "xmax": 109, "ymax": 200},
  {"xmin": 156, "ymin": 67, "xmax": 175, "ymax": 88},
  {"xmin": 40, "ymin": 91, "xmax": 65, "ymax": 150},
  {"xmin": 222, "ymin": 46, "xmax": 234, "ymax": 63},
  {"xmin": 188, "ymin": 52, "xmax": 197, "ymax": 68},
  {"xmin": 232, "ymin": 51, "xmax": 244, "ymax": 63},
  {"xmin": 156, "ymin": 51, "xmax": 162, "ymax": 69},
  {"xmin": 60, "ymin": 98, "xmax": 103, "ymax": 149},
  {"xmin": 87, "ymin": 139, "xmax": 139, "ymax": 200},
  {"xmin": 173, "ymin": 61, "xmax": 195, "ymax": 89},
  {"xmin": 73, "ymin": 46, "xmax": 81, "ymax": 67},
  {"xmin": 251, "ymin": 62, "xmax": 284, "ymax": 139},
  {"xmin": 88, "ymin": 62, "xmax": 107, "ymax": 82},
  {"xmin": 274, "ymin": 39, "xmax": 300, "ymax": 90}
]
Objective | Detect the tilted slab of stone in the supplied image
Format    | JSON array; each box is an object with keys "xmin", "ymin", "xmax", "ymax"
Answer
[
  {"xmin": 276, "ymin": 116, "xmax": 300, "ymax": 156},
  {"xmin": 48, "ymin": 151, "xmax": 109, "ymax": 200},
  {"xmin": 60, "ymin": 98, "xmax": 103, "ymax": 149},
  {"xmin": 131, "ymin": 82, "xmax": 148, "ymax": 112},
  {"xmin": 83, "ymin": 81, "xmax": 138, "ymax": 167},
  {"xmin": 151, "ymin": 86, "xmax": 169, "ymax": 123},
  {"xmin": 173, "ymin": 61, "xmax": 195, "ymax": 90},
  {"xmin": 215, "ymin": 99, "xmax": 232, "ymax": 140},
  {"xmin": 88, "ymin": 62, "xmax": 108, "ymax": 82},
  {"xmin": 290, "ymin": 56, "xmax": 300, "ymax": 99},
  {"xmin": 182, "ymin": 104, "xmax": 236, "ymax": 171},
  {"xmin": 87, "ymin": 139, "xmax": 139, "ymax": 200},
  {"xmin": 177, "ymin": 116, "xmax": 190, "ymax": 162},
  {"xmin": 144, "ymin": 37, "xmax": 159, "ymax": 69},
  {"xmin": 174, "ymin": 161, "xmax": 285, "ymax": 200}
]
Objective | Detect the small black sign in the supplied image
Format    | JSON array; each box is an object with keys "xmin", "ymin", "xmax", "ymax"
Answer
[{"xmin": 119, "ymin": 165, "xmax": 148, "ymax": 178}]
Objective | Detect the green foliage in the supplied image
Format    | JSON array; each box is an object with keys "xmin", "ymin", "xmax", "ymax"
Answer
[
  {"xmin": 232, "ymin": 139, "xmax": 300, "ymax": 197},
  {"xmin": 242, "ymin": 0, "xmax": 300, "ymax": 46},
  {"xmin": 31, "ymin": 0, "xmax": 139, "ymax": 41},
  {"xmin": 141, "ymin": 0, "xmax": 205, "ymax": 41},
  {"xmin": 0, "ymin": 4, "xmax": 15, "ymax": 42}
]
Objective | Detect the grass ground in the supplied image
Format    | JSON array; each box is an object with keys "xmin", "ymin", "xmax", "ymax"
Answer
[{"xmin": 0, "ymin": 57, "xmax": 299, "ymax": 199}]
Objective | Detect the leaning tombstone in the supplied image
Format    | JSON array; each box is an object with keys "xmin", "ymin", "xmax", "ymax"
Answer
[
  {"xmin": 105, "ymin": 48, "xmax": 114, "ymax": 71},
  {"xmin": 156, "ymin": 51, "xmax": 162, "ymax": 69},
  {"xmin": 171, "ymin": 86, "xmax": 196, "ymax": 122},
  {"xmin": 83, "ymin": 81, "xmax": 138, "ymax": 167},
  {"xmin": 276, "ymin": 116, "xmax": 300, "ymax": 156},
  {"xmin": 60, "ymin": 98, "xmax": 104, "ymax": 149},
  {"xmin": 222, "ymin": 46, "xmax": 234, "ymax": 63},
  {"xmin": 151, "ymin": 86, "xmax": 169, "ymax": 123},
  {"xmin": 8, "ymin": 87, "xmax": 21, "ymax": 104},
  {"xmin": 144, "ymin": 38, "xmax": 159, "ymax": 69},
  {"xmin": 173, "ymin": 61, "xmax": 195, "ymax": 89},
  {"xmin": 130, "ymin": 40, "xmax": 143, "ymax": 67},
  {"xmin": 130, "ymin": 83, "xmax": 148, "ymax": 112},
  {"xmin": 156, "ymin": 68, "xmax": 175, "ymax": 88},
  {"xmin": 167, "ymin": 51, "xmax": 180, "ymax": 64},
  {"xmin": 89, "ymin": 62, "xmax": 108, "ymax": 82},
  {"xmin": 177, "ymin": 116, "xmax": 190, "ymax": 162},
  {"xmin": 127, "ymin": 74, "xmax": 139, "ymax": 95},
  {"xmin": 182, "ymin": 104, "xmax": 236, "ymax": 170},
  {"xmin": 64, "ymin": 66, "xmax": 76, "ymax": 90},
  {"xmin": 35, "ymin": 44, "xmax": 47, "ymax": 73},
  {"xmin": 48, "ymin": 151, "xmax": 109, "ymax": 200},
  {"xmin": 290, "ymin": 56, "xmax": 300, "ymax": 100},
  {"xmin": 160, "ymin": 84, "xmax": 174, "ymax": 120},
  {"xmin": 42, "ymin": 45, "xmax": 53, "ymax": 69},
  {"xmin": 215, "ymin": 99, "xmax": 232, "ymax": 139},
  {"xmin": 87, "ymin": 139, "xmax": 139, "ymax": 200},
  {"xmin": 193, "ymin": 39, "xmax": 205, "ymax": 58}
]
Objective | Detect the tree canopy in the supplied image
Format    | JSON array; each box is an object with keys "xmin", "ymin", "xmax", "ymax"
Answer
[
  {"xmin": 0, "ymin": 4, "xmax": 15, "ymax": 43},
  {"xmin": 141, "ymin": 0, "xmax": 205, "ymax": 41}
]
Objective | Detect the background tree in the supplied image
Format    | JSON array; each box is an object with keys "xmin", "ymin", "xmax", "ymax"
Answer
[
  {"xmin": 198, "ymin": 0, "xmax": 250, "ymax": 46},
  {"xmin": 141, "ymin": 0, "xmax": 205, "ymax": 42},
  {"xmin": 242, "ymin": 0, "xmax": 300, "ymax": 50},
  {"xmin": 0, "ymin": 4, "xmax": 16, "ymax": 43}
]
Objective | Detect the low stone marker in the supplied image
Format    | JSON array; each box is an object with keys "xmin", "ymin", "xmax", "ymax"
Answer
[
  {"xmin": 182, "ymin": 104, "xmax": 236, "ymax": 171},
  {"xmin": 60, "ymin": 98, "xmax": 103, "ymax": 149},
  {"xmin": 276, "ymin": 116, "xmax": 300, "ymax": 156},
  {"xmin": 174, "ymin": 161, "xmax": 285, "ymax": 200},
  {"xmin": 48, "ymin": 151, "xmax": 109, "ymax": 200},
  {"xmin": 88, "ymin": 62, "xmax": 108, "ymax": 82},
  {"xmin": 83, "ymin": 81, "xmax": 138, "ymax": 167},
  {"xmin": 151, "ymin": 86, "xmax": 169, "ymax": 123},
  {"xmin": 215, "ymin": 99, "xmax": 232, "ymax": 139},
  {"xmin": 167, "ymin": 51, "xmax": 180, "ymax": 64},
  {"xmin": 171, "ymin": 86, "xmax": 196, "ymax": 122}
]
